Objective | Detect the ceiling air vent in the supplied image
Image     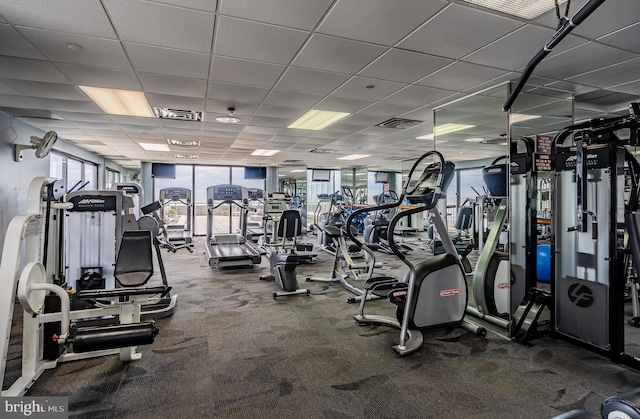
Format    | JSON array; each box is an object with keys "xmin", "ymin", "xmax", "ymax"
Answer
[
  {"xmin": 310, "ymin": 148, "xmax": 337, "ymax": 154},
  {"xmin": 376, "ymin": 117, "xmax": 424, "ymax": 129},
  {"xmin": 153, "ymin": 107, "xmax": 203, "ymax": 122}
]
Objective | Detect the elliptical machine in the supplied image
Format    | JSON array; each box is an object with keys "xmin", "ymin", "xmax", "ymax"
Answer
[{"xmin": 347, "ymin": 151, "xmax": 486, "ymax": 355}]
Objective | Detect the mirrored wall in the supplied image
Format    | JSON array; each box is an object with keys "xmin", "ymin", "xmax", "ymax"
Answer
[{"xmin": 432, "ymin": 82, "xmax": 573, "ymax": 339}]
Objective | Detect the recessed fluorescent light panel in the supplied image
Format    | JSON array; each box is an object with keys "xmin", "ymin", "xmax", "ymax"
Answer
[
  {"xmin": 337, "ymin": 154, "xmax": 371, "ymax": 161},
  {"xmin": 510, "ymin": 114, "xmax": 541, "ymax": 124},
  {"xmin": 175, "ymin": 154, "xmax": 199, "ymax": 159},
  {"xmin": 288, "ymin": 110, "xmax": 351, "ymax": 130},
  {"xmin": 79, "ymin": 86, "xmax": 154, "ymax": 117},
  {"xmin": 465, "ymin": 137, "xmax": 485, "ymax": 142},
  {"xmin": 251, "ymin": 149, "xmax": 280, "ymax": 156},
  {"xmin": 435, "ymin": 123, "xmax": 476, "ymax": 136},
  {"xmin": 139, "ymin": 143, "xmax": 170, "ymax": 151},
  {"xmin": 290, "ymin": 169, "xmax": 306, "ymax": 173},
  {"xmin": 167, "ymin": 139, "xmax": 200, "ymax": 146},
  {"xmin": 462, "ymin": 0, "xmax": 567, "ymax": 19}
]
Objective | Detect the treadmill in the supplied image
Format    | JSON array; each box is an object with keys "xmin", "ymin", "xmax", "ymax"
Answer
[
  {"xmin": 159, "ymin": 187, "xmax": 193, "ymax": 244},
  {"xmin": 241, "ymin": 188, "xmax": 265, "ymax": 242},
  {"xmin": 205, "ymin": 184, "xmax": 262, "ymax": 268}
]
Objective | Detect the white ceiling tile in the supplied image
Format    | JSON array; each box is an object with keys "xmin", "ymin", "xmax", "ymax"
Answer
[
  {"xmin": 0, "ymin": 24, "xmax": 45, "ymax": 59},
  {"xmin": 276, "ymin": 67, "xmax": 350, "ymax": 95},
  {"xmin": 248, "ymin": 116, "xmax": 292, "ymax": 128},
  {"xmin": 158, "ymin": 118, "xmax": 203, "ymax": 130},
  {"xmin": 16, "ymin": 27, "xmax": 132, "ymax": 70},
  {"xmin": 0, "ymin": 0, "xmax": 117, "ymax": 38},
  {"xmin": 71, "ymin": 121, "xmax": 121, "ymax": 131},
  {"xmin": 207, "ymin": 82, "xmax": 269, "ymax": 103},
  {"xmin": 536, "ymin": 0, "xmax": 640, "ymax": 39},
  {"xmin": 146, "ymin": 93, "xmax": 205, "ymax": 110},
  {"xmin": 318, "ymin": 0, "xmax": 446, "ymax": 46},
  {"xmin": 357, "ymin": 102, "xmax": 417, "ymax": 118},
  {"xmin": 215, "ymin": 17, "xmax": 308, "ymax": 65},
  {"xmin": 398, "ymin": 3, "xmax": 522, "ymax": 59},
  {"xmin": 315, "ymin": 96, "xmax": 370, "ymax": 113},
  {"xmin": 150, "ymin": 0, "xmax": 217, "ymax": 12},
  {"xmin": 398, "ymin": 107, "xmax": 434, "ymax": 122},
  {"xmin": 255, "ymin": 104, "xmax": 307, "ymax": 119},
  {"xmin": 382, "ymin": 85, "xmax": 455, "ymax": 107},
  {"xmin": 0, "ymin": 80, "xmax": 18, "ymax": 95},
  {"xmin": 292, "ymin": 34, "xmax": 386, "ymax": 74},
  {"xmin": 139, "ymin": 73, "xmax": 206, "ymax": 97},
  {"xmin": 464, "ymin": 26, "xmax": 587, "ymax": 71},
  {"xmin": 204, "ymin": 99, "xmax": 258, "ymax": 116},
  {"xmin": 342, "ymin": 113, "xmax": 390, "ymax": 127},
  {"xmin": 607, "ymin": 80, "xmax": 640, "ymax": 96},
  {"xmin": 32, "ymin": 98, "xmax": 101, "ymax": 113},
  {"xmin": 333, "ymin": 77, "xmax": 406, "ymax": 101},
  {"xmin": 202, "ymin": 120, "xmax": 244, "ymax": 132},
  {"xmin": 567, "ymin": 58, "xmax": 640, "ymax": 89},
  {"xmin": 533, "ymin": 42, "xmax": 638, "ymax": 80},
  {"xmin": 210, "ymin": 56, "xmax": 285, "ymax": 87},
  {"xmin": 0, "ymin": 56, "xmax": 69, "ymax": 83},
  {"xmin": 598, "ymin": 23, "xmax": 640, "ymax": 54},
  {"xmin": 125, "ymin": 42, "xmax": 210, "ymax": 79},
  {"xmin": 264, "ymin": 90, "xmax": 323, "ymax": 108},
  {"xmin": 359, "ymin": 49, "xmax": 452, "ymax": 83},
  {"xmin": 219, "ymin": 0, "xmax": 332, "ymax": 30},
  {"xmin": 55, "ymin": 63, "xmax": 142, "ymax": 90},
  {"xmin": 417, "ymin": 61, "xmax": 508, "ymax": 92},
  {"xmin": 0, "ymin": 95, "xmax": 46, "ymax": 109},
  {"xmin": 103, "ymin": 0, "xmax": 214, "ymax": 53},
  {"xmin": 56, "ymin": 111, "xmax": 113, "ymax": 123},
  {"xmin": 108, "ymin": 115, "xmax": 160, "ymax": 127},
  {"xmin": 0, "ymin": 80, "xmax": 83, "ymax": 100}
]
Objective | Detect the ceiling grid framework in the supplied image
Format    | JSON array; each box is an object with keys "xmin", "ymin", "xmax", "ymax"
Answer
[{"xmin": 0, "ymin": 0, "xmax": 637, "ymax": 168}]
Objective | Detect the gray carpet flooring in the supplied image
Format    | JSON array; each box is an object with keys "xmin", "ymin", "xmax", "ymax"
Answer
[{"xmin": 5, "ymin": 236, "xmax": 640, "ymax": 419}]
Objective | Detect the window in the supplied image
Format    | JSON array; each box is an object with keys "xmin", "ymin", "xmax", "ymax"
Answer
[
  {"xmin": 194, "ymin": 166, "xmax": 231, "ymax": 235},
  {"xmin": 154, "ymin": 165, "xmax": 194, "ymax": 229},
  {"xmin": 84, "ymin": 162, "xmax": 98, "ymax": 190}
]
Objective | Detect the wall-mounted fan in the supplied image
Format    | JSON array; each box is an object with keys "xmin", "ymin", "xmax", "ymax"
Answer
[
  {"xmin": 130, "ymin": 170, "xmax": 140, "ymax": 182},
  {"xmin": 14, "ymin": 131, "xmax": 58, "ymax": 162}
]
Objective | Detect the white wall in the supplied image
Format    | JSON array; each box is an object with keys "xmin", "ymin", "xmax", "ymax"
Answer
[
  {"xmin": 0, "ymin": 111, "xmax": 136, "ymax": 266},
  {"xmin": 0, "ymin": 112, "xmax": 51, "ymax": 255}
]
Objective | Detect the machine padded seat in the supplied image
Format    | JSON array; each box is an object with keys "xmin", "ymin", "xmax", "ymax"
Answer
[{"xmin": 114, "ymin": 230, "xmax": 154, "ymax": 287}]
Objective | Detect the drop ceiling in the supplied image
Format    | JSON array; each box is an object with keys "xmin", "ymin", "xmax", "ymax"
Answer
[{"xmin": 0, "ymin": 0, "xmax": 638, "ymax": 169}]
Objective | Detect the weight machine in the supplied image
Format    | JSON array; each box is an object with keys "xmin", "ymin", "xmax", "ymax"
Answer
[{"xmin": 0, "ymin": 178, "xmax": 160, "ymax": 397}]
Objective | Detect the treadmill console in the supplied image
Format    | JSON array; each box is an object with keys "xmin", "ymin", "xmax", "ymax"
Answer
[
  {"xmin": 247, "ymin": 188, "xmax": 264, "ymax": 200},
  {"xmin": 160, "ymin": 187, "xmax": 190, "ymax": 201},
  {"xmin": 208, "ymin": 184, "xmax": 248, "ymax": 202}
]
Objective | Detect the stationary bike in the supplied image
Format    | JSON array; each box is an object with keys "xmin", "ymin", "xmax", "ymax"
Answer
[{"xmin": 346, "ymin": 150, "xmax": 486, "ymax": 355}]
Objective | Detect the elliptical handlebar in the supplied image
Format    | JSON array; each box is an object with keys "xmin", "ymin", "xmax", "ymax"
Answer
[{"xmin": 388, "ymin": 150, "xmax": 446, "ymax": 262}]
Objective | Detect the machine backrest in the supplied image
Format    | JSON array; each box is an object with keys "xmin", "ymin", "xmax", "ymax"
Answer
[
  {"xmin": 278, "ymin": 210, "xmax": 302, "ymax": 239},
  {"xmin": 483, "ymin": 156, "xmax": 508, "ymax": 197},
  {"xmin": 114, "ymin": 230, "xmax": 154, "ymax": 287},
  {"xmin": 455, "ymin": 206, "xmax": 474, "ymax": 231}
]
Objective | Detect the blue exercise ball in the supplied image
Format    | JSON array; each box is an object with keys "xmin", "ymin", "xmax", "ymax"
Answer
[{"xmin": 537, "ymin": 244, "xmax": 551, "ymax": 283}]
